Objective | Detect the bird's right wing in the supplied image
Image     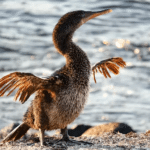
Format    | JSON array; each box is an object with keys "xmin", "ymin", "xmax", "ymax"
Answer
[
  {"xmin": 0, "ymin": 72, "xmax": 64, "ymax": 103},
  {"xmin": 92, "ymin": 57, "xmax": 126, "ymax": 83}
]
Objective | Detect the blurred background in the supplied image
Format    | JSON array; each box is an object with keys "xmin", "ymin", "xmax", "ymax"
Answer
[{"xmin": 0, "ymin": 0, "xmax": 150, "ymax": 133}]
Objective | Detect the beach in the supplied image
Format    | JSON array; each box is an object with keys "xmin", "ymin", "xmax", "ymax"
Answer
[{"xmin": 1, "ymin": 132, "xmax": 150, "ymax": 150}]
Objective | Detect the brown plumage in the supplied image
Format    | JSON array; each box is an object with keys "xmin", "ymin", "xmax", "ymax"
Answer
[
  {"xmin": 0, "ymin": 9, "xmax": 126, "ymax": 146},
  {"xmin": 92, "ymin": 57, "xmax": 126, "ymax": 83}
]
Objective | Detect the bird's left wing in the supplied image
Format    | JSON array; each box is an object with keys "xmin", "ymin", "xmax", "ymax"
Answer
[
  {"xmin": 0, "ymin": 72, "xmax": 62, "ymax": 103},
  {"xmin": 92, "ymin": 57, "xmax": 126, "ymax": 83}
]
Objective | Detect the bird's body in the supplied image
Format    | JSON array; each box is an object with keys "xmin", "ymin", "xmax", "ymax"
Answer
[
  {"xmin": 24, "ymin": 65, "xmax": 90, "ymax": 131},
  {"xmin": 23, "ymin": 21, "xmax": 91, "ymax": 130},
  {"xmin": 0, "ymin": 9, "xmax": 126, "ymax": 146}
]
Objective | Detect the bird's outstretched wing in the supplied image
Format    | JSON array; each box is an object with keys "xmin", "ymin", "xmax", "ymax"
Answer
[
  {"xmin": 0, "ymin": 72, "xmax": 63, "ymax": 103},
  {"xmin": 92, "ymin": 57, "xmax": 126, "ymax": 83}
]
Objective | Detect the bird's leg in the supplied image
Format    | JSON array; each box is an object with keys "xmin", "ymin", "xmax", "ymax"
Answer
[
  {"xmin": 57, "ymin": 127, "xmax": 92, "ymax": 145},
  {"xmin": 39, "ymin": 129, "xmax": 44, "ymax": 146},
  {"xmin": 61, "ymin": 127, "xmax": 70, "ymax": 141}
]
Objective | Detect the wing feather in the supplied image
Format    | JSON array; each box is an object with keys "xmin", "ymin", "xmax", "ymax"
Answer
[
  {"xmin": 92, "ymin": 57, "xmax": 126, "ymax": 83},
  {"xmin": 0, "ymin": 72, "xmax": 59, "ymax": 103}
]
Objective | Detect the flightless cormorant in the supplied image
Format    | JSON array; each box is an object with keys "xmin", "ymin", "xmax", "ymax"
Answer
[{"xmin": 0, "ymin": 9, "xmax": 126, "ymax": 146}]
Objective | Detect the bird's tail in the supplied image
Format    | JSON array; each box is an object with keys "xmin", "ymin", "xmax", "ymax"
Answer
[{"xmin": 2, "ymin": 123, "xmax": 30, "ymax": 143}]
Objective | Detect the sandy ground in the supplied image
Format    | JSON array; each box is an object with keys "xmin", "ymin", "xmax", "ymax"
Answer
[{"xmin": 1, "ymin": 132, "xmax": 150, "ymax": 150}]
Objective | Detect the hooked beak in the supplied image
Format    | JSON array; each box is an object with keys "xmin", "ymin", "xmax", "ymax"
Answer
[{"xmin": 82, "ymin": 9, "xmax": 112, "ymax": 24}]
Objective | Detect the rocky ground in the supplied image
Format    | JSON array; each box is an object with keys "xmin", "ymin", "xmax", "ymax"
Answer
[
  {"xmin": 0, "ymin": 123, "xmax": 150, "ymax": 150},
  {"xmin": 1, "ymin": 132, "xmax": 150, "ymax": 150}
]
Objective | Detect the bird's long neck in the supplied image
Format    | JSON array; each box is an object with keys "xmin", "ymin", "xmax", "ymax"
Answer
[
  {"xmin": 52, "ymin": 22, "xmax": 74, "ymax": 55},
  {"xmin": 52, "ymin": 24, "xmax": 91, "ymax": 76}
]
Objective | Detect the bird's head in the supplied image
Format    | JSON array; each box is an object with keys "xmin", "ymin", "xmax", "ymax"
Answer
[
  {"xmin": 53, "ymin": 9, "xmax": 112, "ymax": 53},
  {"xmin": 54, "ymin": 9, "xmax": 112, "ymax": 35},
  {"xmin": 70, "ymin": 9, "xmax": 112, "ymax": 28}
]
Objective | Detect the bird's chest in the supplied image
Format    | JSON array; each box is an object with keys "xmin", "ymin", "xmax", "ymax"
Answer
[{"xmin": 57, "ymin": 84, "xmax": 89, "ymax": 123}]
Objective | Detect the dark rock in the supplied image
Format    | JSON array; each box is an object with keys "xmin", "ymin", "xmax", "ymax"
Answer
[
  {"xmin": 113, "ymin": 123, "xmax": 135, "ymax": 134},
  {"xmin": 68, "ymin": 124, "xmax": 92, "ymax": 137}
]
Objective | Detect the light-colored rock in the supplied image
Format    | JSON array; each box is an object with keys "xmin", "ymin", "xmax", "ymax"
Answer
[{"xmin": 82, "ymin": 122, "xmax": 135, "ymax": 137}]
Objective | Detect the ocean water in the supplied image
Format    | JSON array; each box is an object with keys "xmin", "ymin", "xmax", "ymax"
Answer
[{"xmin": 0, "ymin": 0, "xmax": 150, "ymax": 133}]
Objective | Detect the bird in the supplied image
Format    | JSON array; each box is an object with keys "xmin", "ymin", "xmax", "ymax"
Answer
[{"xmin": 0, "ymin": 9, "xmax": 126, "ymax": 146}]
